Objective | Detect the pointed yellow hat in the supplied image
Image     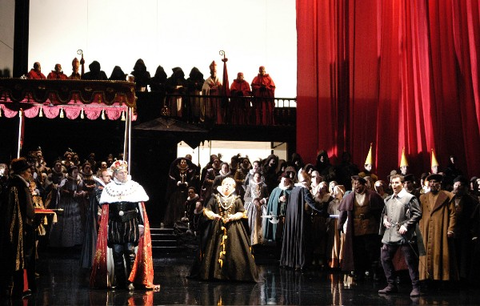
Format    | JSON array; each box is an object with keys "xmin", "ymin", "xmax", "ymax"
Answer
[
  {"xmin": 365, "ymin": 143, "xmax": 373, "ymax": 165},
  {"xmin": 431, "ymin": 148, "xmax": 439, "ymax": 168},
  {"xmin": 400, "ymin": 147, "xmax": 408, "ymax": 167}
]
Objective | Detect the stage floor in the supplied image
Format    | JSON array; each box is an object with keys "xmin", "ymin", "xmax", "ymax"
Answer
[{"xmin": 4, "ymin": 247, "xmax": 480, "ymax": 306}]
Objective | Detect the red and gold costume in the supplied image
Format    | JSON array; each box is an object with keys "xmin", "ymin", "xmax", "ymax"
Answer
[{"xmin": 90, "ymin": 161, "xmax": 158, "ymax": 290}]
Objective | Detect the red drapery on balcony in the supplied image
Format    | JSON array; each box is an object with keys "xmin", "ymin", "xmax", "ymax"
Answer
[
  {"xmin": 296, "ymin": 0, "xmax": 480, "ymax": 179},
  {"xmin": 0, "ymin": 78, "xmax": 136, "ymax": 162}
]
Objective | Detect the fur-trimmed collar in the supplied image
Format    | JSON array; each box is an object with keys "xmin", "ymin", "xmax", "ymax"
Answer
[{"xmin": 100, "ymin": 178, "xmax": 149, "ymax": 203}]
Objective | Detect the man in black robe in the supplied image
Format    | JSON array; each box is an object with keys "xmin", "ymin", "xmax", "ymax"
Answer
[
  {"xmin": 0, "ymin": 158, "xmax": 36, "ymax": 299},
  {"xmin": 280, "ymin": 170, "xmax": 328, "ymax": 270}
]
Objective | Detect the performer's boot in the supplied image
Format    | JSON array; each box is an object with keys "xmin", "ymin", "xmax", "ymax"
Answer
[
  {"xmin": 125, "ymin": 243, "xmax": 136, "ymax": 291},
  {"xmin": 112, "ymin": 244, "xmax": 126, "ymax": 289}
]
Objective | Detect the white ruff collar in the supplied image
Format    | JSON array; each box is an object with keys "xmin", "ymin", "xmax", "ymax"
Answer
[
  {"xmin": 216, "ymin": 186, "xmax": 236, "ymax": 198},
  {"xmin": 100, "ymin": 179, "xmax": 149, "ymax": 203},
  {"xmin": 279, "ymin": 183, "xmax": 292, "ymax": 191},
  {"xmin": 295, "ymin": 182, "xmax": 308, "ymax": 188},
  {"xmin": 93, "ymin": 176, "xmax": 106, "ymax": 187},
  {"xmin": 187, "ymin": 194, "xmax": 199, "ymax": 201}
]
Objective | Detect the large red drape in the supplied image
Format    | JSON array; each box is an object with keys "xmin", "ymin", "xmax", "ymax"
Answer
[{"xmin": 297, "ymin": 0, "xmax": 480, "ymax": 179}]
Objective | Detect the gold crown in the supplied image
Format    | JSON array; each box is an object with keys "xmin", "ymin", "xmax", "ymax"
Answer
[{"xmin": 110, "ymin": 160, "xmax": 128, "ymax": 173}]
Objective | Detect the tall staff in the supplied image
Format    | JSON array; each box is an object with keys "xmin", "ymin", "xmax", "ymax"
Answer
[
  {"xmin": 123, "ymin": 106, "xmax": 132, "ymax": 173},
  {"xmin": 77, "ymin": 49, "xmax": 85, "ymax": 77},
  {"xmin": 17, "ymin": 108, "xmax": 24, "ymax": 158},
  {"xmin": 219, "ymin": 50, "xmax": 230, "ymax": 122}
]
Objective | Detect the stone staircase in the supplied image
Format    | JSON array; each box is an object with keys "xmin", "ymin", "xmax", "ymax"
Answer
[
  {"xmin": 150, "ymin": 227, "xmax": 186, "ymax": 254},
  {"xmin": 149, "ymin": 226, "xmax": 278, "ymax": 264}
]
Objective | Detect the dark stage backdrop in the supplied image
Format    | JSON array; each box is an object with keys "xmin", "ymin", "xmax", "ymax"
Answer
[
  {"xmin": 296, "ymin": 0, "xmax": 480, "ymax": 179},
  {"xmin": 0, "ymin": 117, "xmax": 174, "ymax": 226}
]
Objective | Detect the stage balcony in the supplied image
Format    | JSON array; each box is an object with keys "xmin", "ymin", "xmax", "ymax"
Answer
[{"xmin": 135, "ymin": 92, "xmax": 297, "ymax": 143}]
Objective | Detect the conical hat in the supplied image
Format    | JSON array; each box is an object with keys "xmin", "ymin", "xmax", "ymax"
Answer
[
  {"xmin": 365, "ymin": 143, "xmax": 373, "ymax": 165},
  {"xmin": 209, "ymin": 61, "xmax": 217, "ymax": 72},
  {"xmin": 431, "ymin": 148, "xmax": 439, "ymax": 168},
  {"xmin": 400, "ymin": 147, "xmax": 409, "ymax": 167}
]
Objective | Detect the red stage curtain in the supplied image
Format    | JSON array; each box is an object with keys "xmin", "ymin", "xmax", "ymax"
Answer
[{"xmin": 296, "ymin": 0, "xmax": 480, "ymax": 179}]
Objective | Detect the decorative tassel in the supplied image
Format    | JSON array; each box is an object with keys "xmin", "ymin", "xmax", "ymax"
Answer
[
  {"xmin": 121, "ymin": 110, "xmax": 126, "ymax": 121},
  {"xmin": 59, "ymin": 108, "xmax": 64, "ymax": 118},
  {"xmin": 80, "ymin": 108, "xmax": 85, "ymax": 119},
  {"xmin": 39, "ymin": 107, "xmax": 43, "ymax": 118},
  {"xmin": 0, "ymin": 107, "xmax": 2, "ymax": 117},
  {"xmin": 101, "ymin": 109, "xmax": 106, "ymax": 120}
]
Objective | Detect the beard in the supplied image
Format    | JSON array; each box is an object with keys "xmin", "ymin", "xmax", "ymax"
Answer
[{"xmin": 430, "ymin": 187, "xmax": 440, "ymax": 194}]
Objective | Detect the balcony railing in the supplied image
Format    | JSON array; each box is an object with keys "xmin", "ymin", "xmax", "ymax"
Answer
[{"xmin": 136, "ymin": 92, "xmax": 296, "ymax": 127}]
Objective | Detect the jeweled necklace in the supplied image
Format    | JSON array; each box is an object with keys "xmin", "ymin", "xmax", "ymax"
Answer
[{"xmin": 216, "ymin": 193, "xmax": 236, "ymax": 211}]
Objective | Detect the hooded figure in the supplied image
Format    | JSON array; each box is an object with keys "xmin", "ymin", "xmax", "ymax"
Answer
[
  {"xmin": 316, "ymin": 150, "xmax": 336, "ymax": 182},
  {"xmin": 165, "ymin": 67, "xmax": 187, "ymax": 117},
  {"xmin": 82, "ymin": 61, "xmax": 108, "ymax": 80},
  {"xmin": 186, "ymin": 67, "xmax": 205, "ymax": 122},
  {"xmin": 131, "ymin": 59, "xmax": 151, "ymax": 91},
  {"xmin": 150, "ymin": 65, "xmax": 168, "ymax": 93},
  {"xmin": 109, "ymin": 66, "xmax": 127, "ymax": 81}
]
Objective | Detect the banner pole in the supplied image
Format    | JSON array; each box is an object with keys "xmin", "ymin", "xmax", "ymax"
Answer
[{"xmin": 17, "ymin": 108, "xmax": 24, "ymax": 158}]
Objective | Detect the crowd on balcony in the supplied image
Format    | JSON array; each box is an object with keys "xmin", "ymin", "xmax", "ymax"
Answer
[{"xmin": 22, "ymin": 58, "xmax": 280, "ymax": 126}]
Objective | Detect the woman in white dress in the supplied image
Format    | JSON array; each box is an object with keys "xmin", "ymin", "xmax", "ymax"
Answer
[{"xmin": 243, "ymin": 171, "xmax": 269, "ymax": 245}]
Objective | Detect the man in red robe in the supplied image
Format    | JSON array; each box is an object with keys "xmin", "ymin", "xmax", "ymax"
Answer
[
  {"xmin": 47, "ymin": 64, "xmax": 68, "ymax": 80},
  {"xmin": 251, "ymin": 66, "xmax": 275, "ymax": 125},
  {"xmin": 26, "ymin": 62, "xmax": 46, "ymax": 79},
  {"xmin": 230, "ymin": 72, "xmax": 251, "ymax": 125}
]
